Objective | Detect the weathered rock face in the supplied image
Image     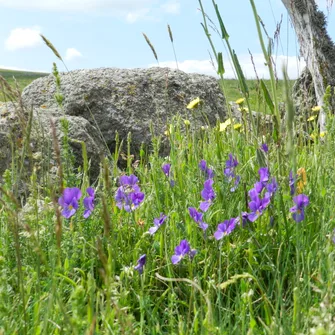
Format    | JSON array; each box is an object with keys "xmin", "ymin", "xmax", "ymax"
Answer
[
  {"xmin": 292, "ymin": 68, "xmax": 317, "ymax": 115},
  {"xmin": 0, "ymin": 102, "xmax": 108, "ymax": 188},
  {"xmin": 22, "ymin": 67, "xmax": 227, "ymax": 157}
]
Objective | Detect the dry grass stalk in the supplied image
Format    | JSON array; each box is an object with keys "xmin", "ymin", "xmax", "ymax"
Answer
[
  {"xmin": 40, "ymin": 34, "xmax": 63, "ymax": 61},
  {"xmin": 142, "ymin": 33, "xmax": 159, "ymax": 63}
]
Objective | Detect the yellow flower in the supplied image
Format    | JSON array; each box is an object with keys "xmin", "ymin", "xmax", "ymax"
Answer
[
  {"xmin": 233, "ymin": 123, "xmax": 242, "ymax": 130},
  {"xmin": 310, "ymin": 133, "xmax": 317, "ymax": 141},
  {"xmin": 238, "ymin": 107, "xmax": 249, "ymax": 113},
  {"xmin": 307, "ymin": 115, "xmax": 317, "ymax": 122},
  {"xmin": 311, "ymin": 106, "xmax": 321, "ymax": 112},
  {"xmin": 320, "ymin": 131, "xmax": 327, "ymax": 138},
  {"xmin": 235, "ymin": 98, "xmax": 245, "ymax": 105},
  {"xmin": 297, "ymin": 167, "xmax": 307, "ymax": 193},
  {"xmin": 219, "ymin": 118, "xmax": 232, "ymax": 132},
  {"xmin": 184, "ymin": 119, "xmax": 190, "ymax": 126},
  {"xmin": 187, "ymin": 97, "xmax": 202, "ymax": 109}
]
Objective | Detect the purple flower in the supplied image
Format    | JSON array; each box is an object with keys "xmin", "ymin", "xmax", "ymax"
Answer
[
  {"xmin": 259, "ymin": 167, "xmax": 269, "ymax": 185},
  {"xmin": 254, "ymin": 181, "xmax": 264, "ymax": 194},
  {"xmin": 224, "ymin": 154, "xmax": 238, "ymax": 179},
  {"xmin": 199, "ymin": 160, "xmax": 207, "ymax": 172},
  {"xmin": 332, "ymin": 229, "xmax": 335, "ymax": 244},
  {"xmin": 58, "ymin": 187, "xmax": 82, "ymax": 219},
  {"xmin": 290, "ymin": 194, "xmax": 309, "ymax": 222},
  {"xmin": 266, "ymin": 177, "xmax": 278, "ymax": 197},
  {"xmin": 240, "ymin": 212, "xmax": 249, "ymax": 227},
  {"xmin": 214, "ymin": 217, "xmax": 238, "ymax": 240},
  {"xmin": 83, "ymin": 187, "xmax": 95, "ymax": 218},
  {"xmin": 162, "ymin": 163, "xmax": 171, "ymax": 177},
  {"xmin": 199, "ymin": 160, "xmax": 215, "ymax": 179},
  {"xmin": 149, "ymin": 213, "xmax": 167, "ymax": 235},
  {"xmin": 200, "ymin": 179, "xmax": 215, "ymax": 212},
  {"xmin": 188, "ymin": 207, "xmax": 208, "ymax": 231},
  {"xmin": 120, "ymin": 174, "xmax": 139, "ymax": 187},
  {"xmin": 134, "ymin": 254, "xmax": 146, "ymax": 274},
  {"xmin": 289, "ymin": 171, "xmax": 295, "ymax": 196},
  {"xmin": 130, "ymin": 191, "xmax": 145, "ymax": 209},
  {"xmin": 162, "ymin": 163, "xmax": 175, "ymax": 187},
  {"xmin": 261, "ymin": 143, "xmax": 269, "ymax": 153},
  {"xmin": 247, "ymin": 188, "xmax": 271, "ymax": 222},
  {"xmin": 115, "ymin": 174, "xmax": 145, "ymax": 212},
  {"xmin": 171, "ymin": 240, "xmax": 196, "ymax": 265},
  {"xmin": 230, "ymin": 175, "xmax": 240, "ymax": 192}
]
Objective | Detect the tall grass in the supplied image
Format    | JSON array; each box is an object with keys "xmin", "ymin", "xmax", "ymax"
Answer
[{"xmin": 1, "ymin": 1, "xmax": 335, "ymax": 334}]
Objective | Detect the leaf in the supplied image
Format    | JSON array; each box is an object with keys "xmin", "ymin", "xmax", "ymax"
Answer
[
  {"xmin": 217, "ymin": 52, "xmax": 225, "ymax": 76},
  {"xmin": 260, "ymin": 79, "xmax": 274, "ymax": 114}
]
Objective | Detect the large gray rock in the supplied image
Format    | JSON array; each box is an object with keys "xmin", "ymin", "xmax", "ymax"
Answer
[
  {"xmin": 21, "ymin": 67, "xmax": 227, "ymax": 156},
  {"xmin": 0, "ymin": 102, "xmax": 107, "ymax": 189}
]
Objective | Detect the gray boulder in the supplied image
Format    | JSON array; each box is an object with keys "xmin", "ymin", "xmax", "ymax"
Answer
[
  {"xmin": 0, "ymin": 102, "xmax": 107, "ymax": 189},
  {"xmin": 22, "ymin": 67, "xmax": 227, "ymax": 157}
]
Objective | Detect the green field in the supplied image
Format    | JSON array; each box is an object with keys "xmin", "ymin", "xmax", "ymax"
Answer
[{"xmin": 0, "ymin": 68, "xmax": 48, "ymax": 94}]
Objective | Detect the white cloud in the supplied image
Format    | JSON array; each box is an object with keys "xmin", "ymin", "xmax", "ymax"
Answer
[
  {"xmin": 0, "ymin": 0, "xmax": 181, "ymax": 22},
  {"xmin": 126, "ymin": 8, "xmax": 151, "ymax": 23},
  {"xmin": 149, "ymin": 54, "xmax": 306, "ymax": 79},
  {"xmin": 5, "ymin": 26, "xmax": 42, "ymax": 51},
  {"xmin": 161, "ymin": 0, "xmax": 180, "ymax": 14},
  {"xmin": 0, "ymin": 0, "xmax": 152, "ymax": 11},
  {"xmin": 65, "ymin": 47, "xmax": 83, "ymax": 61}
]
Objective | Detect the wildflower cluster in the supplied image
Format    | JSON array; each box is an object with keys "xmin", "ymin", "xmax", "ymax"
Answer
[
  {"xmin": 224, "ymin": 154, "xmax": 240, "ymax": 192},
  {"xmin": 162, "ymin": 163, "xmax": 175, "ymax": 187},
  {"xmin": 58, "ymin": 187, "xmax": 95, "ymax": 219},
  {"xmin": 214, "ymin": 165, "xmax": 279, "ymax": 240},
  {"xmin": 115, "ymin": 175, "xmax": 145, "ymax": 212}
]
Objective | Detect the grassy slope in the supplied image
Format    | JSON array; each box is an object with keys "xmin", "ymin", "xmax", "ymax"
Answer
[{"xmin": 0, "ymin": 68, "xmax": 48, "ymax": 93}]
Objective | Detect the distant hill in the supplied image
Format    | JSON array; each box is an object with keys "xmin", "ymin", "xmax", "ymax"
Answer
[{"xmin": 0, "ymin": 68, "xmax": 49, "ymax": 93}]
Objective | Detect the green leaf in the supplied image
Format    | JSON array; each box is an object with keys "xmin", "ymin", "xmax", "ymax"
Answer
[
  {"xmin": 260, "ymin": 79, "xmax": 274, "ymax": 114},
  {"xmin": 213, "ymin": 2, "xmax": 229, "ymax": 40},
  {"xmin": 217, "ymin": 52, "xmax": 225, "ymax": 75}
]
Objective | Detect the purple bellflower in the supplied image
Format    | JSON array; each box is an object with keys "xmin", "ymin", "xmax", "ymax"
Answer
[
  {"xmin": 148, "ymin": 213, "xmax": 167, "ymax": 235},
  {"xmin": 171, "ymin": 240, "xmax": 196, "ymax": 265},
  {"xmin": 58, "ymin": 187, "xmax": 82, "ymax": 219},
  {"xmin": 134, "ymin": 254, "xmax": 146, "ymax": 274},
  {"xmin": 247, "ymin": 188, "xmax": 271, "ymax": 222},
  {"xmin": 200, "ymin": 179, "xmax": 216, "ymax": 212},
  {"xmin": 290, "ymin": 194, "xmax": 309, "ymax": 222},
  {"xmin": 188, "ymin": 207, "xmax": 208, "ymax": 231},
  {"xmin": 214, "ymin": 217, "xmax": 238, "ymax": 240},
  {"xmin": 83, "ymin": 187, "xmax": 95, "ymax": 218}
]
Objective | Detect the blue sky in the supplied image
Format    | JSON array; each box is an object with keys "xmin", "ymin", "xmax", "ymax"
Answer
[{"xmin": 0, "ymin": 0, "xmax": 334, "ymax": 79}]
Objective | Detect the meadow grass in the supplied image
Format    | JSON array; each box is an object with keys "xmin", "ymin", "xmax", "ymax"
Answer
[{"xmin": 1, "ymin": 1, "xmax": 335, "ymax": 334}]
